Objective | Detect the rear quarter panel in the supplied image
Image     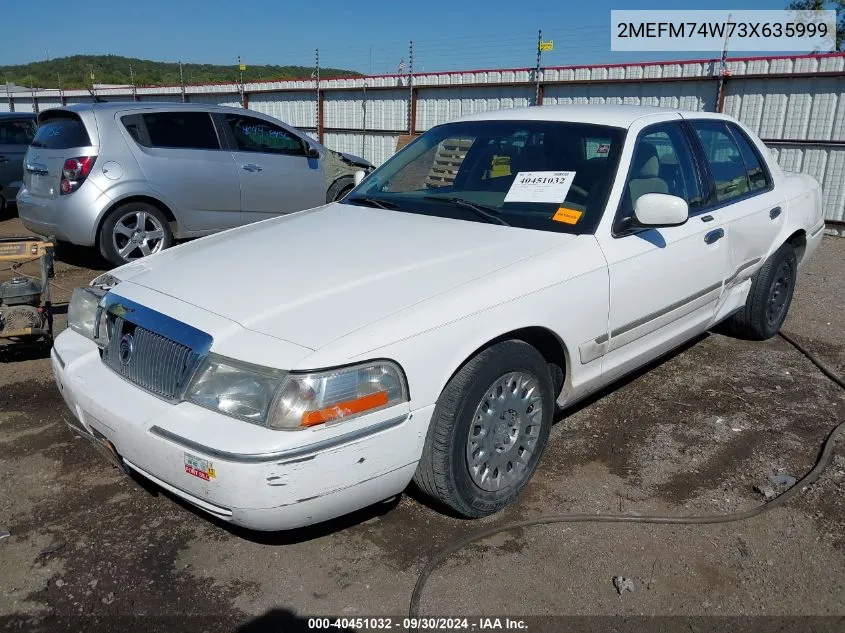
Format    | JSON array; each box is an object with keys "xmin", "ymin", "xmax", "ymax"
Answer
[{"xmin": 782, "ymin": 172, "xmax": 824, "ymax": 232}]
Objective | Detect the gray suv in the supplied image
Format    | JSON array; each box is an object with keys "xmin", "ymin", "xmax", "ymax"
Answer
[
  {"xmin": 0, "ymin": 112, "xmax": 37, "ymax": 212},
  {"xmin": 17, "ymin": 103, "xmax": 372, "ymax": 265}
]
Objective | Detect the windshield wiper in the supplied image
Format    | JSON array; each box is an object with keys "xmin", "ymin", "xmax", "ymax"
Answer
[
  {"xmin": 345, "ymin": 196, "xmax": 398, "ymax": 210},
  {"xmin": 422, "ymin": 196, "xmax": 511, "ymax": 227}
]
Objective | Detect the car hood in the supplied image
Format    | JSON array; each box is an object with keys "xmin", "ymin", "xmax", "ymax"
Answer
[
  {"xmin": 333, "ymin": 150, "xmax": 373, "ymax": 169},
  {"xmin": 113, "ymin": 203, "xmax": 571, "ymax": 350}
]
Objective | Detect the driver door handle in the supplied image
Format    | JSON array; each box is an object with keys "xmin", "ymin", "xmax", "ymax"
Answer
[
  {"xmin": 704, "ymin": 228, "xmax": 725, "ymax": 245},
  {"xmin": 242, "ymin": 163, "xmax": 263, "ymax": 172}
]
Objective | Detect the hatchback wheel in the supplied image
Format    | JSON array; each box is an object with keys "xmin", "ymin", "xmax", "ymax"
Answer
[
  {"xmin": 99, "ymin": 202, "xmax": 173, "ymax": 266},
  {"xmin": 413, "ymin": 340, "xmax": 554, "ymax": 518}
]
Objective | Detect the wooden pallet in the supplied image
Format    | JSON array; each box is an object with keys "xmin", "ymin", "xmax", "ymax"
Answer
[{"xmin": 425, "ymin": 138, "xmax": 473, "ymax": 187}]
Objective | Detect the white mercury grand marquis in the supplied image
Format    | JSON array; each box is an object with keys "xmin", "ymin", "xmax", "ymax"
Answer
[{"xmin": 53, "ymin": 105, "xmax": 825, "ymax": 530}]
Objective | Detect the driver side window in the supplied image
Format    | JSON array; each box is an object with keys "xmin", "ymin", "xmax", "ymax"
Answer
[
  {"xmin": 622, "ymin": 124, "xmax": 702, "ymax": 220},
  {"xmin": 224, "ymin": 114, "xmax": 305, "ymax": 156}
]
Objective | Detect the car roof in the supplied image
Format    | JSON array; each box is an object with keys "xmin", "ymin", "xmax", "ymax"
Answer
[
  {"xmin": 453, "ymin": 104, "xmax": 731, "ymax": 128},
  {"xmin": 0, "ymin": 111, "xmax": 36, "ymax": 119},
  {"xmin": 50, "ymin": 101, "xmax": 244, "ymax": 115},
  {"xmin": 42, "ymin": 102, "xmax": 734, "ymax": 130}
]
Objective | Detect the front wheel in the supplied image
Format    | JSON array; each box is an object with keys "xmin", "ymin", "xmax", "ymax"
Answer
[
  {"xmin": 726, "ymin": 243, "xmax": 797, "ymax": 340},
  {"xmin": 99, "ymin": 202, "xmax": 173, "ymax": 266},
  {"xmin": 413, "ymin": 340, "xmax": 554, "ymax": 518},
  {"xmin": 327, "ymin": 177, "xmax": 354, "ymax": 203}
]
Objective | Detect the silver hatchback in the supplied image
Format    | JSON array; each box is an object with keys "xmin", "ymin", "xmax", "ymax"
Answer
[{"xmin": 17, "ymin": 103, "xmax": 372, "ymax": 265}]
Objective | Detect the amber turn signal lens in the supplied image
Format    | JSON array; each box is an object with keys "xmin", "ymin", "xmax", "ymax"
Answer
[{"xmin": 301, "ymin": 390, "xmax": 389, "ymax": 427}]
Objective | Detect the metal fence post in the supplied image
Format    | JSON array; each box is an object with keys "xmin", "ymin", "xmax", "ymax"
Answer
[
  {"xmin": 5, "ymin": 76, "xmax": 14, "ymax": 112},
  {"xmin": 534, "ymin": 30, "xmax": 542, "ymax": 106},
  {"xmin": 315, "ymin": 49, "xmax": 323, "ymax": 143},
  {"xmin": 408, "ymin": 40, "xmax": 415, "ymax": 134}
]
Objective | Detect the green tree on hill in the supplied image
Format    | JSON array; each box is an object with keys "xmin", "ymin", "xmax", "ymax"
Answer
[
  {"xmin": 786, "ymin": 0, "xmax": 844, "ymax": 50},
  {"xmin": 0, "ymin": 55, "xmax": 361, "ymax": 89}
]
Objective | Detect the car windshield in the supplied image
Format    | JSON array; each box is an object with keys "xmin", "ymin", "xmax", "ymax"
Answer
[{"xmin": 347, "ymin": 119, "xmax": 626, "ymax": 234}]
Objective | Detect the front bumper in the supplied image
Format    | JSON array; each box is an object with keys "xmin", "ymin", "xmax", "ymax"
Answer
[{"xmin": 51, "ymin": 329, "xmax": 431, "ymax": 531}]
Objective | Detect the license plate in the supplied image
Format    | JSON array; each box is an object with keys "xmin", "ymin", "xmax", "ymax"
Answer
[
  {"xmin": 30, "ymin": 173, "xmax": 51, "ymax": 195},
  {"xmin": 184, "ymin": 453, "xmax": 216, "ymax": 481}
]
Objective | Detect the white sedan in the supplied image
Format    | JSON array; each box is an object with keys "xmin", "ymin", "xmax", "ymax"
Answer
[{"xmin": 53, "ymin": 105, "xmax": 825, "ymax": 530}]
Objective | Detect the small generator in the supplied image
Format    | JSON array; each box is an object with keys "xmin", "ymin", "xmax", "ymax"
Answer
[{"xmin": 0, "ymin": 235, "xmax": 55, "ymax": 344}]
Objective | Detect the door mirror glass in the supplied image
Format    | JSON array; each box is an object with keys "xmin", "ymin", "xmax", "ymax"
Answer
[
  {"xmin": 634, "ymin": 193, "xmax": 688, "ymax": 227},
  {"xmin": 353, "ymin": 170, "xmax": 367, "ymax": 186}
]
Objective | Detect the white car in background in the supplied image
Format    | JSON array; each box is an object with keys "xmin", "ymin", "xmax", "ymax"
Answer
[{"xmin": 53, "ymin": 105, "xmax": 824, "ymax": 531}]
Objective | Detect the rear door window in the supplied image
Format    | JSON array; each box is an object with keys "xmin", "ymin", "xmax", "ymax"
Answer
[
  {"xmin": 0, "ymin": 118, "xmax": 36, "ymax": 145},
  {"xmin": 690, "ymin": 120, "xmax": 750, "ymax": 204},
  {"xmin": 31, "ymin": 115, "xmax": 91, "ymax": 149},
  {"xmin": 133, "ymin": 112, "xmax": 221, "ymax": 150},
  {"xmin": 727, "ymin": 123, "xmax": 772, "ymax": 193}
]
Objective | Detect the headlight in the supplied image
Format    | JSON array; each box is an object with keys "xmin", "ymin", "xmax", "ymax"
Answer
[
  {"xmin": 187, "ymin": 357, "xmax": 407, "ymax": 430},
  {"xmin": 186, "ymin": 354, "xmax": 286, "ymax": 423},
  {"xmin": 67, "ymin": 287, "xmax": 105, "ymax": 339},
  {"xmin": 268, "ymin": 361, "xmax": 408, "ymax": 430},
  {"xmin": 90, "ymin": 272, "xmax": 121, "ymax": 290}
]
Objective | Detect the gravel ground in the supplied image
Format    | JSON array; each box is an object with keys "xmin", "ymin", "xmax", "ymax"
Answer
[{"xmin": 1, "ymin": 211, "xmax": 844, "ymax": 632}]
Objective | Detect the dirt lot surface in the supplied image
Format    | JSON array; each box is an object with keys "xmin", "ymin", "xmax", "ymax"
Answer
[{"xmin": 1, "ymin": 210, "xmax": 844, "ymax": 632}]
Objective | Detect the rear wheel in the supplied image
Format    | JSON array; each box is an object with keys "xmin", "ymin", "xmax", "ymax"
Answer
[
  {"xmin": 726, "ymin": 243, "xmax": 797, "ymax": 340},
  {"xmin": 99, "ymin": 202, "xmax": 173, "ymax": 266},
  {"xmin": 413, "ymin": 340, "xmax": 554, "ymax": 518}
]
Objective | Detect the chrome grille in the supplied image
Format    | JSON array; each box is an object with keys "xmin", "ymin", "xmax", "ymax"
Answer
[{"xmin": 102, "ymin": 315, "xmax": 199, "ymax": 401}]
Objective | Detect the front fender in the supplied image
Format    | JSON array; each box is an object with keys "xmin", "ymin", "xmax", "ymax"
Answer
[{"xmin": 299, "ymin": 236, "xmax": 610, "ymax": 409}]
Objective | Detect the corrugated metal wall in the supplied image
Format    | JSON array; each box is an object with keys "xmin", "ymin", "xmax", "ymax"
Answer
[
  {"xmin": 3, "ymin": 53, "xmax": 843, "ymax": 222},
  {"xmin": 416, "ymin": 86, "xmax": 532, "ymax": 131},
  {"xmin": 543, "ymin": 80, "xmax": 715, "ymax": 111},
  {"xmin": 249, "ymin": 92, "xmax": 316, "ymax": 129}
]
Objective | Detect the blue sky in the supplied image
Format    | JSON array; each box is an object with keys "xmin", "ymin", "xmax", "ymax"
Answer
[{"xmin": 0, "ymin": 0, "xmax": 807, "ymax": 75}]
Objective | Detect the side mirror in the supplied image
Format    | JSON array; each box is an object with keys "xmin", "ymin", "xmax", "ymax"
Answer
[
  {"xmin": 304, "ymin": 142, "xmax": 319, "ymax": 159},
  {"xmin": 353, "ymin": 170, "xmax": 367, "ymax": 186},
  {"xmin": 633, "ymin": 193, "xmax": 688, "ymax": 227}
]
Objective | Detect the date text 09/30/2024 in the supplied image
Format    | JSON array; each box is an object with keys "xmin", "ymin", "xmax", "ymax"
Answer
[{"xmin": 307, "ymin": 617, "xmax": 529, "ymax": 630}]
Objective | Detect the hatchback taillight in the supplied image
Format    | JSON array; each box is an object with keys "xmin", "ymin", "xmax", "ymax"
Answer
[{"xmin": 60, "ymin": 156, "xmax": 96, "ymax": 195}]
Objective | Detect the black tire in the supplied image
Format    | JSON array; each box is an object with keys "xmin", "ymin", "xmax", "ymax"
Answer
[
  {"xmin": 726, "ymin": 243, "xmax": 797, "ymax": 340},
  {"xmin": 413, "ymin": 340, "xmax": 554, "ymax": 518},
  {"xmin": 326, "ymin": 176, "xmax": 354, "ymax": 203},
  {"xmin": 99, "ymin": 202, "xmax": 173, "ymax": 267}
]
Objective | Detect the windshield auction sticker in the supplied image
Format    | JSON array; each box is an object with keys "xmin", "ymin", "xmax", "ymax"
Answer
[
  {"xmin": 504, "ymin": 171, "xmax": 576, "ymax": 203},
  {"xmin": 552, "ymin": 207, "xmax": 583, "ymax": 224}
]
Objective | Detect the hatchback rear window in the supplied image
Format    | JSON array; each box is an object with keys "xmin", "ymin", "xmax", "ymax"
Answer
[{"xmin": 31, "ymin": 115, "xmax": 91, "ymax": 149}]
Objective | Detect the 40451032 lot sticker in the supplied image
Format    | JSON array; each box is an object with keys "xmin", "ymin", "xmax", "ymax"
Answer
[{"xmin": 184, "ymin": 453, "xmax": 216, "ymax": 481}]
